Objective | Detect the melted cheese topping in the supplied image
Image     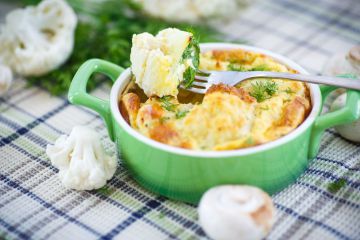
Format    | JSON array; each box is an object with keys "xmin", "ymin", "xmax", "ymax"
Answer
[{"xmin": 121, "ymin": 49, "xmax": 311, "ymax": 151}]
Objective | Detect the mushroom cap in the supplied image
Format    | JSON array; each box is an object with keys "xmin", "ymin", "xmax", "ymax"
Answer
[
  {"xmin": 0, "ymin": 0, "xmax": 77, "ymax": 76},
  {"xmin": 132, "ymin": 0, "xmax": 242, "ymax": 23},
  {"xmin": 198, "ymin": 185, "xmax": 275, "ymax": 240}
]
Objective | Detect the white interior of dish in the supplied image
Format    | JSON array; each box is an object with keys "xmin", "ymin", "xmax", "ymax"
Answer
[{"xmin": 110, "ymin": 43, "xmax": 322, "ymax": 157}]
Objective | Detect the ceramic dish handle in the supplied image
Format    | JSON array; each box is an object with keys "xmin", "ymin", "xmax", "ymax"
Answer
[
  {"xmin": 309, "ymin": 75, "xmax": 360, "ymax": 158},
  {"xmin": 68, "ymin": 59, "xmax": 124, "ymax": 141}
]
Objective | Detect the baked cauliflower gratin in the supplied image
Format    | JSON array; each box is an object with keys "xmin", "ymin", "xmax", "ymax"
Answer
[{"xmin": 123, "ymin": 33, "xmax": 311, "ymax": 151}]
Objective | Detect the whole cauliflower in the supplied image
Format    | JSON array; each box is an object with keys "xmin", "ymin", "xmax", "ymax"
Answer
[
  {"xmin": 133, "ymin": 0, "xmax": 249, "ymax": 23},
  {"xmin": 0, "ymin": 0, "xmax": 77, "ymax": 76},
  {"xmin": 46, "ymin": 126, "xmax": 117, "ymax": 190}
]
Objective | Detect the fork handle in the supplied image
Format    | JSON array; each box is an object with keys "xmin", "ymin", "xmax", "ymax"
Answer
[{"xmin": 247, "ymin": 72, "xmax": 360, "ymax": 90}]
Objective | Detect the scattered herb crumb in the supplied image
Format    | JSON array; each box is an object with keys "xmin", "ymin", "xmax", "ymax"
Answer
[
  {"xmin": 327, "ymin": 178, "xmax": 347, "ymax": 194},
  {"xmin": 284, "ymin": 87, "xmax": 295, "ymax": 94},
  {"xmin": 175, "ymin": 110, "xmax": 189, "ymax": 119},
  {"xmin": 159, "ymin": 116, "xmax": 170, "ymax": 124},
  {"xmin": 228, "ymin": 63, "xmax": 247, "ymax": 72},
  {"xmin": 245, "ymin": 136, "xmax": 254, "ymax": 145},
  {"xmin": 228, "ymin": 63, "xmax": 270, "ymax": 72},
  {"xmin": 159, "ymin": 96, "xmax": 177, "ymax": 112}
]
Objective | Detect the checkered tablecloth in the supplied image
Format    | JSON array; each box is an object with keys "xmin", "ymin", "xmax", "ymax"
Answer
[{"xmin": 1, "ymin": 0, "xmax": 359, "ymax": 239}]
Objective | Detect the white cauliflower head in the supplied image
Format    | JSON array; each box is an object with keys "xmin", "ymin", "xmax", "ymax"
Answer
[
  {"xmin": 133, "ymin": 0, "xmax": 248, "ymax": 23},
  {"xmin": 46, "ymin": 126, "xmax": 117, "ymax": 190},
  {"xmin": 0, "ymin": 64, "xmax": 13, "ymax": 96},
  {"xmin": 0, "ymin": 0, "xmax": 77, "ymax": 76}
]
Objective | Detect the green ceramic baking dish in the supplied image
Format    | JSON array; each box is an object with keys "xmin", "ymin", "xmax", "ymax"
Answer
[{"xmin": 68, "ymin": 43, "xmax": 360, "ymax": 203}]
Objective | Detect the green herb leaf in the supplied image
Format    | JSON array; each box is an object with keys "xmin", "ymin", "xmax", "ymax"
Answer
[
  {"xmin": 249, "ymin": 80, "xmax": 278, "ymax": 102},
  {"xmin": 175, "ymin": 110, "xmax": 189, "ymax": 119},
  {"xmin": 182, "ymin": 67, "xmax": 196, "ymax": 89},
  {"xmin": 159, "ymin": 96, "xmax": 177, "ymax": 112},
  {"xmin": 181, "ymin": 33, "xmax": 200, "ymax": 88},
  {"xmin": 228, "ymin": 63, "xmax": 270, "ymax": 72},
  {"xmin": 327, "ymin": 178, "xmax": 347, "ymax": 194},
  {"xmin": 228, "ymin": 63, "xmax": 247, "ymax": 72},
  {"xmin": 284, "ymin": 87, "xmax": 295, "ymax": 94},
  {"xmin": 264, "ymin": 81, "xmax": 278, "ymax": 96},
  {"xmin": 250, "ymin": 64, "xmax": 270, "ymax": 71}
]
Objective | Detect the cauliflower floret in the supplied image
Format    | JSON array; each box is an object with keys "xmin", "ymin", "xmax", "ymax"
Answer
[
  {"xmin": 46, "ymin": 126, "xmax": 117, "ymax": 190},
  {"xmin": 0, "ymin": 0, "xmax": 77, "ymax": 76},
  {"xmin": 0, "ymin": 64, "xmax": 13, "ymax": 96},
  {"xmin": 130, "ymin": 28, "xmax": 192, "ymax": 97},
  {"xmin": 133, "ymin": 0, "xmax": 248, "ymax": 23}
]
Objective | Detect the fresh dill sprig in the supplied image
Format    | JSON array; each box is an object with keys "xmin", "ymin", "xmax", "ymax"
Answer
[
  {"xmin": 249, "ymin": 80, "xmax": 278, "ymax": 102},
  {"xmin": 159, "ymin": 96, "xmax": 177, "ymax": 112},
  {"xmin": 181, "ymin": 34, "xmax": 200, "ymax": 89}
]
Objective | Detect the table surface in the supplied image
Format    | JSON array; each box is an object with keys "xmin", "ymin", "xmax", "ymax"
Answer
[{"xmin": 1, "ymin": 0, "xmax": 360, "ymax": 239}]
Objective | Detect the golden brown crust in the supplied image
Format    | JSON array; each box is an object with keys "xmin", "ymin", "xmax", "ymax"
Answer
[
  {"xmin": 212, "ymin": 49, "xmax": 259, "ymax": 63},
  {"xmin": 206, "ymin": 84, "xmax": 256, "ymax": 103},
  {"xmin": 120, "ymin": 93, "xmax": 141, "ymax": 126}
]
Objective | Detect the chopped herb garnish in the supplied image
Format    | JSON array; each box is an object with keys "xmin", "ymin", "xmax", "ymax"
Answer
[
  {"xmin": 327, "ymin": 178, "xmax": 347, "ymax": 194},
  {"xmin": 249, "ymin": 80, "xmax": 278, "ymax": 102},
  {"xmin": 159, "ymin": 116, "xmax": 170, "ymax": 124},
  {"xmin": 228, "ymin": 63, "xmax": 247, "ymax": 72},
  {"xmin": 181, "ymin": 33, "xmax": 200, "ymax": 88},
  {"xmin": 264, "ymin": 81, "xmax": 278, "ymax": 96},
  {"xmin": 182, "ymin": 67, "xmax": 196, "ymax": 89},
  {"xmin": 228, "ymin": 63, "xmax": 270, "ymax": 72},
  {"xmin": 175, "ymin": 110, "xmax": 189, "ymax": 119},
  {"xmin": 245, "ymin": 136, "xmax": 254, "ymax": 145},
  {"xmin": 284, "ymin": 87, "xmax": 295, "ymax": 94},
  {"xmin": 159, "ymin": 96, "xmax": 177, "ymax": 112},
  {"xmin": 250, "ymin": 64, "xmax": 270, "ymax": 71}
]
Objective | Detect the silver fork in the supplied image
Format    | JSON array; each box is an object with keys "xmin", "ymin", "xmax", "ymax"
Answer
[{"xmin": 181, "ymin": 71, "xmax": 360, "ymax": 94}]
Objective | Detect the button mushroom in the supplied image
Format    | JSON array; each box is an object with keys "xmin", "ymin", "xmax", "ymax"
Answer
[
  {"xmin": 322, "ymin": 45, "xmax": 360, "ymax": 76},
  {"xmin": 198, "ymin": 185, "xmax": 275, "ymax": 240},
  {"xmin": 46, "ymin": 126, "xmax": 117, "ymax": 190},
  {"xmin": 0, "ymin": 0, "xmax": 77, "ymax": 77}
]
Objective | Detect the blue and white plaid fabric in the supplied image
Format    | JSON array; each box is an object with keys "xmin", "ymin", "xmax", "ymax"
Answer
[{"xmin": 0, "ymin": 0, "xmax": 359, "ymax": 239}]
